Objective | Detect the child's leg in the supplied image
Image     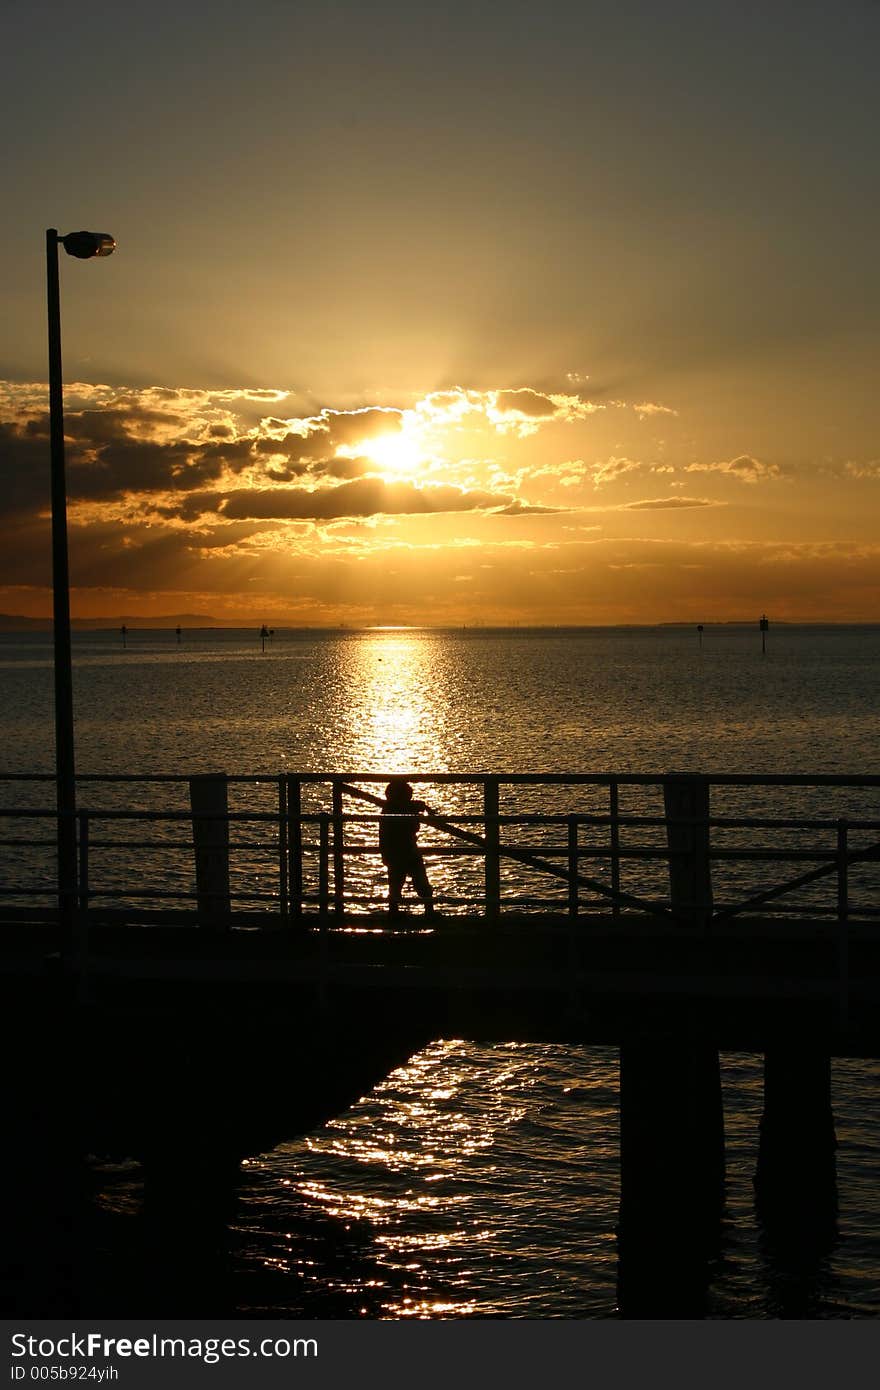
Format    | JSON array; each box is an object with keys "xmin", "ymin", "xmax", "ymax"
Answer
[
  {"xmin": 387, "ymin": 863, "xmax": 405, "ymax": 913},
  {"xmin": 410, "ymin": 855, "xmax": 434, "ymax": 914}
]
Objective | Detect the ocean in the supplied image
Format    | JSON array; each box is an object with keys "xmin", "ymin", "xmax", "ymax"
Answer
[{"xmin": 1, "ymin": 623, "xmax": 879, "ymax": 1317}]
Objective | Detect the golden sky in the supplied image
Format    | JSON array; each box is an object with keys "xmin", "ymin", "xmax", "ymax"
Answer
[
  {"xmin": 1, "ymin": 374, "xmax": 878, "ymax": 624},
  {"xmin": 1, "ymin": 1, "xmax": 878, "ymax": 624}
]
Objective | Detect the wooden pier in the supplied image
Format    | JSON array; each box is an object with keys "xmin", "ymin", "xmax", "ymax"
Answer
[{"xmin": 2, "ymin": 769, "xmax": 880, "ymax": 1314}]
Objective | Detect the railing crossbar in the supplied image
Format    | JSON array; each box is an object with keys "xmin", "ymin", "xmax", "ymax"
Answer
[
  {"xmin": 3, "ymin": 771, "xmax": 880, "ymax": 928},
  {"xmin": 712, "ymin": 839, "xmax": 880, "ymax": 923},
  {"xmin": 338, "ymin": 781, "xmax": 680, "ymax": 922}
]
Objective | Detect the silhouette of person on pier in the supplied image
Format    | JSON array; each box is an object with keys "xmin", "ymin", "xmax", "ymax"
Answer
[{"xmin": 379, "ymin": 778, "xmax": 436, "ymax": 920}]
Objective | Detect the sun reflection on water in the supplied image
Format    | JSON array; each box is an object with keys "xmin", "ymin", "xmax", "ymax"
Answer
[
  {"xmin": 237, "ymin": 1039, "xmax": 619, "ymax": 1317},
  {"xmin": 340, "ymin": 634, "xmax": 448, "ymax": 774}
]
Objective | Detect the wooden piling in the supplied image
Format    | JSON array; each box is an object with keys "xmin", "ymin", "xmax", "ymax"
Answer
[
  {"xmin": 618, "ymin": 1033, "xmax": 725, "ymax": 1315},
  {"xmin": 616, "ymin": 774, "xmax": 724, "ymax": 1314},
  {"xmin": 189, "ymin": 773, "xmax": 231, "ymax": 926},
  {"xmin": 663, "ymin": 773, "xmax": 713, "ymax": 928},
  {"xmin": 755, "ymin": 1044, "xmax": 837, "ymax": 1212}
]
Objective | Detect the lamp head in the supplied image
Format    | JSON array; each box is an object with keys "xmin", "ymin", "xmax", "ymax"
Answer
[{"xmin": 61, "ymin": 231, "xmax": 116, "ymax": 259}]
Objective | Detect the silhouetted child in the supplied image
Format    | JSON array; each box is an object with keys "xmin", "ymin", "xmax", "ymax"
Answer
[{"xmin": 379, "ymin": 778, "xmax": 436, "ymax": 919}]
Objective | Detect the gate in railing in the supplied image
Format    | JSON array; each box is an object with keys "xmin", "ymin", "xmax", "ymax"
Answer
[{"xmin": 2, "ymin": 772, "xmax": 880, "ymax": 928}]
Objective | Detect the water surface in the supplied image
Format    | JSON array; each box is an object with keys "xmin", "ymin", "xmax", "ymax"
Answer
[{"xmin": 2, "ymin": 624, "xmax": 878, "ymax": 1317}]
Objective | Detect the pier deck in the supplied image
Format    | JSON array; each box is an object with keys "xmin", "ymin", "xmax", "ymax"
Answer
[
  {"xmin": 4, "ymin": 771, "xmax": 879, "ymax": 1316},
  {"xmin": 3, "ymin": 910, "xmax": 879, "ymax": 1055}
]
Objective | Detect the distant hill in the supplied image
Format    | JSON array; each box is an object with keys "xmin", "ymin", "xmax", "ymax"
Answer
[{"xmin": 0, "ymin": 613, "xmax": 219, "ymax": 631}]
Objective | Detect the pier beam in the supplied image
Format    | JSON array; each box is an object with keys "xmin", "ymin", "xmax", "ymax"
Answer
[
  {"xmin": 189, "ymin": 773, "xmax": 231, "ymax": 926},
  {"xmin": 618, "ymin": 1033, "xmax": 725, "ymax": 1315}
]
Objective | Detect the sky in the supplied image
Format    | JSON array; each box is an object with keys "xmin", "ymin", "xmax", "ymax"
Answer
[{"xmin": 1, "ymin": 0, "xmax": 879, "ymax": 625}]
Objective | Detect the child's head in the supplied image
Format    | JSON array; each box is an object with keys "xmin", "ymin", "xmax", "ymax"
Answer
[{"xmin": 384, "ymin": 778, "xmax": 414, "ymax": 804}]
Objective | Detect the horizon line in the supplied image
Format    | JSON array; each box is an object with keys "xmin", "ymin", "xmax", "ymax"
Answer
[{"xmin": 3, "ymin": 616, "xmax": 880, "ymax": 632}]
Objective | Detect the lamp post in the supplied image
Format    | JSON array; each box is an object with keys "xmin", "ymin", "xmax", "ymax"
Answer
[{"xmin": 46, "ymin": 228, "xmax": 115, "ymax": 921}]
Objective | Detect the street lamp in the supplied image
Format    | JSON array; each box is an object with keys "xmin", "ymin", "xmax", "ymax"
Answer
[{"xmin": 46, "ymin": 228, "xmax": 116, "ymax": 923}]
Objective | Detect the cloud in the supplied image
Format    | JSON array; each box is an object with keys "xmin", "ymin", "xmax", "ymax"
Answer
[
  {"xmin": 312, "ymin": 407, "xmax": 404, "ymax": 446},
  {"xmin": 623, "ymin": 496, "xmax": 717, "ymax": 510},
  {"xmin": 413, "ymin": 386, "xmax": 603, "ymax": 437},
  {"xmin": 493, "ymin": 500, "xmax": 567, "ymax": 515},
  {"xmin": 253, "ymin": 432, "xmax": 316, "ymax": 463},
  {"xmin": 685, "ymin": 454, "xmax": 780, "ymax": 483},
  {"xmin": 840, "ymin": 459, "xmax": 880, "ymax": 480},
  {"xmin": 318, "ymin": 454, "xmax": 374, "ymax": 481},
  {"xmin": 491, "ymin": 388, "xmax": 557, "ymax": 418},
  {"xmin": 62, "ymin": 405, "xmax": 188, "ymax": 444},
  {"xmin": 0, "ymin": 378, "xmax": 700, "ymax": 609},
  {"xmin": 215, "ymin": 478, "xmax": 512, "ymax": 520},
  {"xmin": 1, "ymin": 376, "xmax": 612, "ymax": 508},
  {"xmin": 71, "ymin": 438, "xmax": 230, "ymax": 498},
  {"xmin": 0, "ymin": 421, "xmax": 52, "ymax": 519},
  {"xmin": 486, "ymin": 388, "xmax": 602, "ymax": 435},
  {"xmin": 590, "ymin": 456, "xmax": 645, "ymax": 486},
  {"xmin": 633, "ymin": 402, "xmax": 678, "ymax": 419}
]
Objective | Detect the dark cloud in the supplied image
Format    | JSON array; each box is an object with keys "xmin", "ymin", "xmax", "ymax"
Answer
[
  {"xmin": 176, "ymin": 521, "xmax": 279, "ymax": 549},
  {"xmin": 253, "ymin": 432, "xmax": 317, "ymax": 462},
  {"xmin": 318, "ymin": 454, "xmax": 373, "ymax": 481},
  {"xmin": 161, "ymin": 492, "xmax": 223, "ymax": 521},
  {"xmin": 0, "ymin": 422, "xmax": 50, "ymax": 518},
  {"xmin": 318, "ymin": 408, "xmax": 403, "ymax": 445},
  {"xmin": 265, "ymin": 461, "xmax": 310, "ymax": 481},
  {"xmin": 69, "ymin": 439, "xmax": 225, "ymax": 498},
  {"xmin": 259, "ymin": 449, "xmax": 374, "ymax": 482},
  {"xmin": 63, "ymin": 406, "xmax": 186, "ymax": 444},
  {"xmin": 217, "ymin": 478, "xmax": 510, "ymax": 520},
  {"xmin": 197, "ymin": 438, "xmax": 255, "ymax": 466},
  {"xmin": 1, "ymin": 425, "xmax": 255, "ymax": 514}
]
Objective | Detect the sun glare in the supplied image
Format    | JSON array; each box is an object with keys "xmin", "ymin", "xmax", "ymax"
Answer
[{"xmin": 358, "ymin": 431, "xmax": 425, "ymax": 476}]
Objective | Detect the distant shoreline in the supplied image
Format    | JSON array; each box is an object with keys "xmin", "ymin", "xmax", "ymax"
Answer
[{"xmin": 2, "ymin": 617, "xmax": 879, "ymax": 634}]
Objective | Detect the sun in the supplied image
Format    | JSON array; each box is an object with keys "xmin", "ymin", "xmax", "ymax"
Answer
[{"xmin": 357, "ymin": 431, "xmax": 425, "ymax": 476}]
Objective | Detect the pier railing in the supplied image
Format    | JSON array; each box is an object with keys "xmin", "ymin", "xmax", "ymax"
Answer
[{"xmin": 2, "ymin": 772, "xmax": 880, "ymax": 930}]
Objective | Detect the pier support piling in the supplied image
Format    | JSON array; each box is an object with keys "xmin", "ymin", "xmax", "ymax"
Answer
[
  {"xmin": 189, "ymin": 773, "xmax": 231, "ymax": 926},
  {"xmin": 615, "ymin": 775, "xmax": 724, "ymax": 1313},
  {"xmin": 618, "ymin": 1033, "xmax": 725, "ymax": 1314},
  {"xmin": 755, "ymin": 1044, "xmax": 837, "ymax": 1219},
  {"xmin": 663, "ymin": 773, "xmax": 713, "ymax": 927}
]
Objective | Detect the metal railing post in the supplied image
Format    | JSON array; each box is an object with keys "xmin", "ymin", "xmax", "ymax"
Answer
[
  {"xmin": 332, "ymin": 781, "xmax": 345, "ymax": 920},
  {"xmin": 318, "ymin": 812, "xmax": 330, "ymax": 928},
  {"xmin": 286, "ymin": 775, "xmax": 303, "ymax": 922},
  {"xmin": 610, "ymin": 780, "xmax": 621, "ymax": 920},
  {"xmin": 837, "ymin": 818, "xmax": 849, "ymax": 1030},
  {"xmin": 484, "ymin": 777, "xmax": 500, "ymax": 919},
  {"xmin": 278, "ymin": 775, "xmax": 288, "ymax": 918},
  {"xmin": 568, "ymin": 815, "xmax": 579, "ymax": 920}
]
